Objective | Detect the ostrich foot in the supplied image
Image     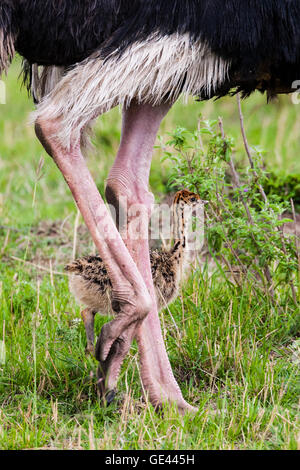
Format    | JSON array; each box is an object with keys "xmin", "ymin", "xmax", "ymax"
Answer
[{"xmin": 95, "ymin": 324, "xmax": 136, "ymax": 404}]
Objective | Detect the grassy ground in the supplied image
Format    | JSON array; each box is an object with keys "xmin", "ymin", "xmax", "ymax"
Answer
[{"xmin": 0, "ymin": 59, "xmax": 299, "ymax": 450}]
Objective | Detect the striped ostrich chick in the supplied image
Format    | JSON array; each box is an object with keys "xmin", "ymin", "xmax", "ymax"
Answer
[
  {"xmin": 1, "ymin": 1, "xmax": 300, "ymax": 413},
  {"xmin": 65, "ymin": 190, "xmax": 203, "ymax": 355}
]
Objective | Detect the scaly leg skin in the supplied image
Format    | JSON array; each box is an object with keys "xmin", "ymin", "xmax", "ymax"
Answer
[
  {"xmin": 103, "ymin": 101, "xmax": 197, "ymax": 414},
  {"xmin": 34, "ymin": 117, "xmax": 152, "ymax": 379},
  {"xmin": 95, "ymin": 324, "xmax": 136, "ymax": 405},
  {"xmin": 81, "ymin": 308, "xmax": 96, "ymax": 355}
]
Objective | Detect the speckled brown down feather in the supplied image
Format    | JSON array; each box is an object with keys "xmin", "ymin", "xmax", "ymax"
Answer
[{"xmin": 65, "ymin": 190, "xmax": 202, "ymax": 354}]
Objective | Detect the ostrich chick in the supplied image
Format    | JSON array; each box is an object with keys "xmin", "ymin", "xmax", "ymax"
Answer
[{"xmin": 65, "ymin": 190, "xmax": 203, "ymax": 354}]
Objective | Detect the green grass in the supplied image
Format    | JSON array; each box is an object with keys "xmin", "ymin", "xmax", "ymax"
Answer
[{"xmin": 0, "ymin": 59, "xmax": 299, "ymax": 450}]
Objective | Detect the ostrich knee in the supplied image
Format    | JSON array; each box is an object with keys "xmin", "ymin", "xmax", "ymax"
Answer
[
  {"xmin": 35, "ymin": 119, "xmax": 59, "ymax": 158},
  {"xmin": 105, "ymin": 177, "xmax": 154, "ymax": 235}
]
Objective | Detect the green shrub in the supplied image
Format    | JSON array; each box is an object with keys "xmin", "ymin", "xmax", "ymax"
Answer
[
  {"xmin": 264, "ymin": 171, "xmax": 300, "ymax": 210},
  {"xmin": 159, "ymin": 117, "xmax": 299, "ymax": 307}
]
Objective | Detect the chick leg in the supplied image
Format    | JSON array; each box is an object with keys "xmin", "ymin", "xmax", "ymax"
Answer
[{"xmin": 81, "ymin": 308, "xmax": 96, "ymax": 355}]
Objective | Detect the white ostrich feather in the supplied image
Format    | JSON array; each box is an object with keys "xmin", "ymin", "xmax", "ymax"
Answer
[{"xmin": 32, "ymin": 33, "xmax": 230, "ymax": 149}]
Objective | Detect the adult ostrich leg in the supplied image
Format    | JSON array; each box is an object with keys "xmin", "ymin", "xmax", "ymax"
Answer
[
  {"xmin": 35, "ymin": 101, "xmax": 194, "ymax": 413},
  {"xmin": 101, "ymin": 101, "xmax": 195, "ymax": 412}
]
